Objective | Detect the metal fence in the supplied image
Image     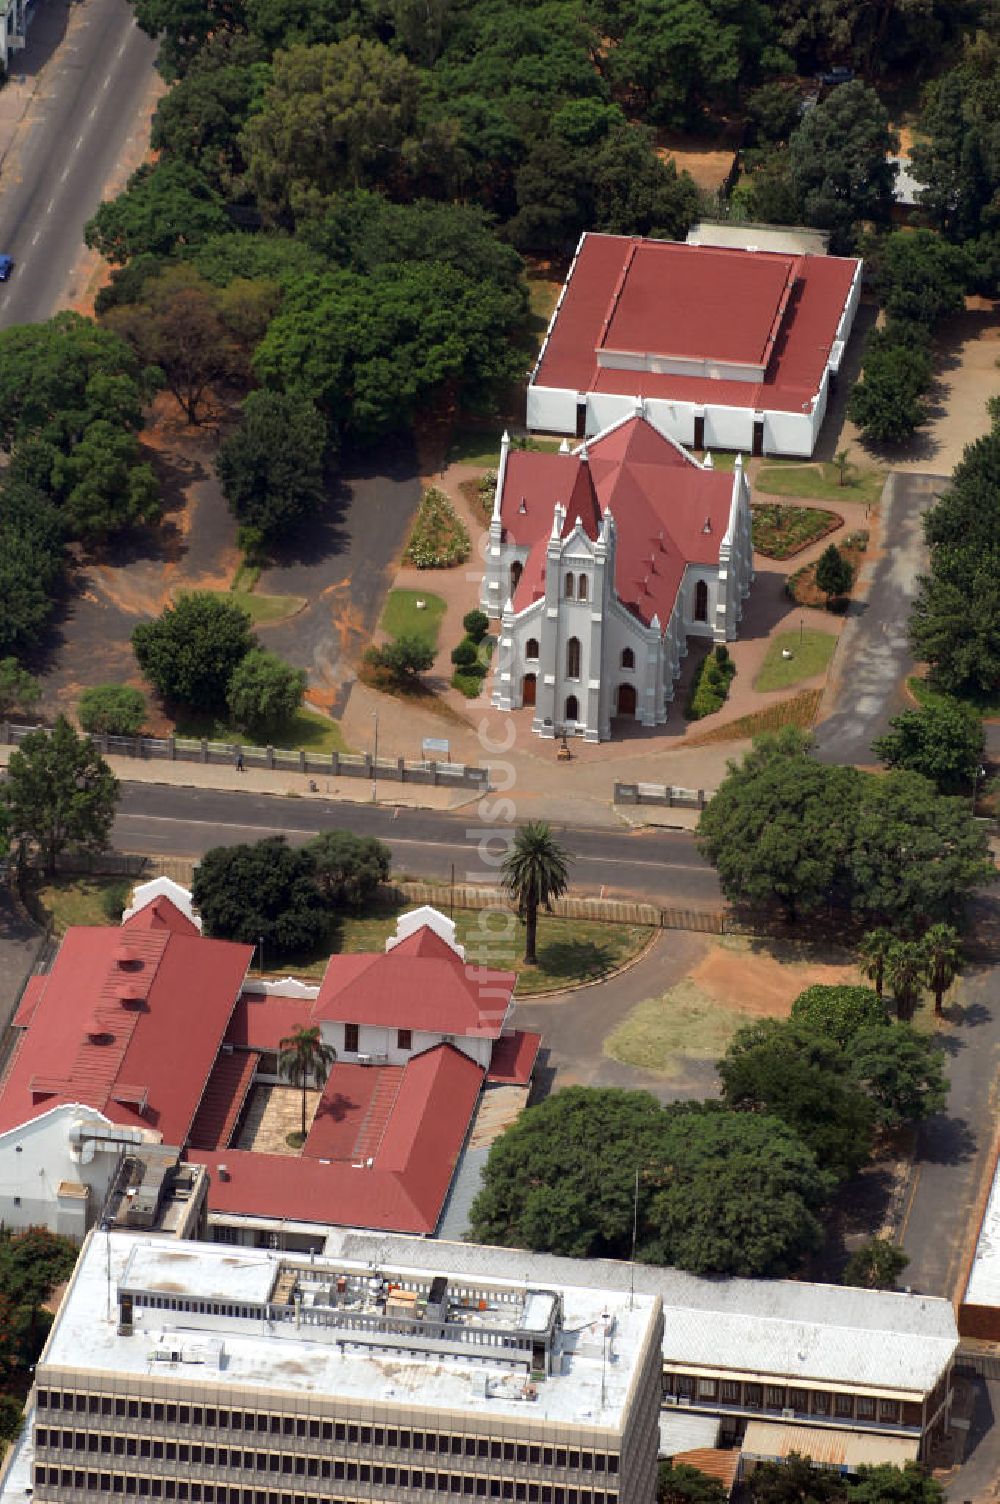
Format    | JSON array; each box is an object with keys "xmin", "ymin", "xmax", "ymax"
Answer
[
  {"xmin": 614, "ymin": 781, "xmax": 708, "ymax": 809},
  {"xmin": 0, "ymin": 722, "xmax": 490, "ymax": 791}
]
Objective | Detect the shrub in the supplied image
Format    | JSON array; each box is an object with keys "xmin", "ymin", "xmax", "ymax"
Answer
[
  {"xmin": 685, "ymin": 647, "xmax": 737, "ymax": 720},
  {"xmin": 463, "ymin": 609, "xmax": 489, "ymax": 643},
  {"xmin": 78, "ymin": 684, "xmax": 147, "ymax": 736},
  {"xmin": 451, "ymin": 638, "xmax": 478, "ymax": 667},
  {"xmin": 403, "ymin": 487, "xmax": 470, "ymax": 569},
  {"xmin": 100, "ymin": 880, "xmax": 133, "ymax": 923},
  {"xmin": 452, "ymin": 671, "xmax": 486, "ymax": 698},
  {"xmin": 364, "ymin": 635, "xmax": 434, "ymax": 686}
]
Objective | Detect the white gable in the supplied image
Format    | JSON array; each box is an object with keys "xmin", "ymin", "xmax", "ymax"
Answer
[
  {"xmin": 123, "ymin": 877, "xmax": 202, "ymax": 931},
  {"xmin": 385, "ymin": 906, "xmax": 465, "ymax": 959}
]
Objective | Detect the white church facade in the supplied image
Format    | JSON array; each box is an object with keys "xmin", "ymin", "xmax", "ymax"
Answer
[{"xmin": 481, "ymin": 409, "xmax": 754, "ymax": 742}]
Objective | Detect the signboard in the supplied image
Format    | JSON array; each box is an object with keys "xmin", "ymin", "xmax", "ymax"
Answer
[{"xmin": 422, "ymin": 738, "xmax": 450, "ymax": 761}]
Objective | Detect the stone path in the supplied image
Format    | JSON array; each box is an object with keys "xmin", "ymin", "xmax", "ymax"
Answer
[{"xmin": 235, "ymin": 1084, "xmax": 320, "ymax": 1156}]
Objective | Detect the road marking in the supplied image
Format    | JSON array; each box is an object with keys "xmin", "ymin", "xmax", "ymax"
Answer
[
  {"xmin": 102, "ymin": 74, "xmax": 112, "ymax": 91},
  {"xmin": 89, "ymin": 104, "xmax": 98, "ymax": 120},
  {"xmin": 45, "ymin": 198, "xmax": 56, "ymax": 215},
  {"xmin": 30, "ymin": 229, "xmax": 40, "ymax": 246}
]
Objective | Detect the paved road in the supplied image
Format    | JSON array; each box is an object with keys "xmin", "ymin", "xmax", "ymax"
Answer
[
  {"xmin": 813, "ymin": 472, "xmax": 946, "ymax": 765},
  {"xmin": 113, "ymin": 783, "xmax": 724, "ymax": 907},
  {"xmin": 0, "ymin": 0, "xmax": 157, "ymax": 328}
]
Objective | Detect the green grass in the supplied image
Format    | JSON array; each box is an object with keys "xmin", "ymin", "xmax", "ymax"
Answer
[
  {"xmin": 200, "ymin": 588, "xmax": 306, "ymax": 625},
  {"xmin": 907, "ymin": 674, "xmax": 1000, "ymax": 720},
  {"xmin": 175, "ymin": 705, "xmax": 350, "ymax": 754},
  {"xmin": 445, "ymin": 426, "xmax": 566, "ymax": 468},
  {"xmin": 754, "ymin": 630, "xmax": 838, "ymax": 692},
  {"xmin": 604, "ymin": 980, "xmax": 749, "ymax": 1072},
  {"xmin": 756, "ymin": 462, "xmax": 885, "ymax": 507},
  {"xmin": 31, "ymin": 877, "xmax": 131, "ymax": 935},
  {"xmin": 378, "ymin": 588, "xmax": 446, "ymax": 650},
  {"xmin": 751, "ymin": 504, "xmax": 841, "ymax": 559},
  {"xmin": 685, "ymin": 689, "xmax": 822, "ymax": 744}
]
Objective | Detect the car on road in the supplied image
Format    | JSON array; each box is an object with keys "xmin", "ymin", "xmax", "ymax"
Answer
[{"xmin": 0, "ymin": 257, "xmax": 14, "ymax": 281}]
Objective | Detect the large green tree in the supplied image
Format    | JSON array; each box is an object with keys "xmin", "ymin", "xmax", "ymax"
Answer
[
  {"xmin": 790, "ymin": 984, "xmax": 886, "ymax": 1046},
  {"xmin": 873, "ymin": 696, "xmax": 984, "ymax": 793},
  {"xmin": 845, "ymin": 1025, "xmax": 948, "ymax": 1128},
  {"xmin": 872, "ymin": 231, "xmax": 974, "ymax": 329},
  {"xmin": 226, "ymin": 649, "xmax": 306, "ymax": 737},
  {"xmin": 658, "ymin": 1466, "xmax": 727, "ymax": 1504},
  {"xmin": 131, "ymin": 0, "xmax": 248, "ymax": 79},
  {"xmin": 785, "ymin": 82, "xmax": 898, "ymax": 251},
  {"xmin": 132, "ymin": 591, "xmax": 255, "ymax": 712},
  {"xmin": 696, "ymin": 729, "xmax": 860, "ymax": 921},
  {"xmin": 85, "ymin": 160, "xmax": 230, "ymax": 265},
  {"xmin": 847, "ymin": 332, "xmax": 933, "ymax": 445},
  {"xmin": 216, "ymin": 391, "xmax": 327, "ymax": 548},
  {"xmin": 3, "ymin": 717, "xmax": 119, "ymax": 875},
  {"xmin": 0, "ymin": 481, "xmax": 64, "ymax": 655},
  {"xmin": 279, "ymin": 1024, "xmax": 336, "ymax": 1140},
  {"xmin": 149, "ymin": 32, "xmax": 264, "ymax": 191},
  {"xmin": 306, "ymin": 830, "xmax": 391, "ymax": 910},
  {"xmin": 470, "ymin": 1088, "xmax": 831, "ymax": 1277},
  {"xmin": 191, "ymin": 835, "xmax": 329, "ymax": 955}
]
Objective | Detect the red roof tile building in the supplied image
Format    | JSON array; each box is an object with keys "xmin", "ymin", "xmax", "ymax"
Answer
[
  {"xmin": 481, "ymin": 411, "xmax": 754, "ymax": 740},
  {"xmin": 528, "ymin": 233, "xmax": 861, "ymax": 458},
  {"xmin": 0, "ymin": 891, "xmax": 537, "ymax": 1243}
]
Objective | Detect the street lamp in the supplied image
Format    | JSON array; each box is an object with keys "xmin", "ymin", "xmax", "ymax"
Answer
[
  {"xmin": 371, "ymin": 711, "xmax": 379, "ymax": 804},
  {"xmin": 973, "ymin": 763, "xmax": 987, "ymax": 813}
]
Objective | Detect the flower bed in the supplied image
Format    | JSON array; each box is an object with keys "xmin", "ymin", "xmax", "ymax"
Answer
[
  {"xmin": 786, "ymin": 531, "xmax": 869, "ymax": 608},
  {"xmin": 751, "ymin": 503, "xmax": 843, "ymax": 559},
  {"xmin": 403, "ymin": 487, "xmax": 470, "ymax": 568}
]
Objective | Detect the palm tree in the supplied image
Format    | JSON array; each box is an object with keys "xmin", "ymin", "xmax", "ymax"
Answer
[
  {"xmin": 858, "ymin": 928, "xmax": 894, "ymax": 1000},
  {"xmin": 279, "ymin": 1026, "xmax": 336, "ymax": 1141},
  {"xmin": 885, "ymin": 940, "xmax": 925, "ymax": 1023},
  {"xmin": 922, "ymin": 923, "xmax": 963, "ymax": 1016},
  {"xmin": 500, "ymin": 821, "xmax": 572, "ymax": 966}
]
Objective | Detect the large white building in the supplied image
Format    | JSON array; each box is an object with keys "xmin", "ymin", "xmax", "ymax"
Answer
[
  {"xmin": 528, "ymin": 232, "xmax": 862, "ymax": 458},
  {"xmin": 481, "ymin": 411, "xmax": 753, "ymax": 741},
  {"xmin": 0, "ymin": 1230, "xmax": 664, "ymax": 1504}
]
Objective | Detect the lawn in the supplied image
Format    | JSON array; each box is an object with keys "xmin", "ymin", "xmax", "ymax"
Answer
[
  {"xmin": 378, "ymin": 588, "xmax": 446, "ymax": 650},
  {"xmin": 293, "ymin": 902, "xmax": 654, "ymax": 996},
  {"xmin": 31, "ymin": 876, "xmax": 131, "ymax": 935},
  {"xmin": 751, "ymin": 503, "xmax": 842, "ymax": 559},
  {"xmin": 754, "ymin": 630, "xmax": 838, "ymax": 692},
  {"xmin": 605, "ymin": 980, "xmax": 748, "ymax": 1073},
  {"xmin": 755, "ymin": 461, "xmax": 885, "ymax": 507},
  {"xmin": 908, "ymin": 674, "xmax": 1000, "ymax": 720},
  {"xmin": 685, "ymin": 688, "xmax": 822, "ymax": 744},
  {"xmin": 199, "ymin": 588, "xmax": 306, "ymax": 625},
  {"xmin": 175, "ymin": 705, "xmax": 350, "ymax": 754}
]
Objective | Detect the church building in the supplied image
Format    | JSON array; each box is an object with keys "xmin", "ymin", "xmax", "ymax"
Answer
[{"xmin": 481, "ymin": 408, "xmax": 754, "ymax": 742}]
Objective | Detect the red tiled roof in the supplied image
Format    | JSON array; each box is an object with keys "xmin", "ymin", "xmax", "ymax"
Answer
[
  {"xmin": 315, "ymin": 926, "xmax": 515, "ymax": 1039},
  {"xmin": 13, "ymin": 976, "xmax": 45, "ymax": 1029},
  {"xmin": 188, "ymin": 1045, "xmax": 483, "ymax": 1234},
  {"xmin": 0, "ymin": 902, "xmax": 253, "ymax": 1142},
  {"xmin": 225, "ymin": 991, "xmax": 315, "ymax": 1052},
  {"xmin": 488, "ymin": 1030, "xmax": 541, "ymax": 1086},
  {"xmin": 123, "ymin": 895, "xmax": 201, "ymax": 936},
  {"xmin": 187, "ymin": 1049, "xmax": 258, "ymax": 1152},
  {"xmin": 671, "ymin": 1450, "xmax": 739, "ymax": 1496},
  {"xmin": 535, "ymin": 234, "xmax": 858, "ymax": 414},
  {"xmin": 303, "ymin": 1061, "xmax": 403, "ymax": 1163},
  {"xmin": 501, "ymin": 416, "xmax": 733, "ymax": 627}
]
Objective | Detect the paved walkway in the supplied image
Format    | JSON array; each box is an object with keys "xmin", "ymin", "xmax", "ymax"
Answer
[
  {"xmin": 813, "ymin": 473, "xmax": 944, "ymax": 766},
  {"xmin": 0, "ymin": 890, "xmax": 43, "ymax": 1032}
]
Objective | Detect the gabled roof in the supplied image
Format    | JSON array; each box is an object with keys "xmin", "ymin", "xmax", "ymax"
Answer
[
  {"xmin": 188, "ymin": 1045, "xmax": 483, "ymax": 1235},
  {"xmin": 501, "ymin": 415, "xmax": 734, "ymax": 627},
  {"xmin": 534, "ymin": 233, "xmax": 859, "ymax": 414},
  {"xmin": 315, "ymin": 925, "xmax": 515, "ymax": 1039},
  {"xmin": 0, "ymin": 900, "xmax": 252, "ymax": 1143}
]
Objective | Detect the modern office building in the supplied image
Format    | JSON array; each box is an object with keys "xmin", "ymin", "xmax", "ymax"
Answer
[{"xmin": 0, "ymin": 1230, "xmax": 665, "ymax": 1504}]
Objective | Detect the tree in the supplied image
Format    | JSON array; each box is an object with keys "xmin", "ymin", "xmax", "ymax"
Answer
[
  {"xmin": 226, "ymin": 649, "xmax": 306, "ymax": 738},
  {"xmin": 131, "ymin": 0, "xmax": 247, "ymax": 79},
  {"xmin": 463, "ymin": 609, "xmax": 489, "ymax": 644},
  {"xmin": 848, "ymin": 1463, "xmax": 944, "ymax": 1504},
  {"xmin": 658, "ymin": 1465, "xmax": 727, "ymax": 1504},
  {"xmin": 790, "ymin": 984, "xmax": 885, "ymax": 1046},
  {"xmin": 873, "ymin": 697, "xmax": 985, "ymax": 794},
  {"xmin": 215, "ymin": 392, "xmax": 327, "ymax": 549},
  {"xmin": 847, "ymin": 336, "xmax": 932, "ymax": 444},
  {"xmin": 133, "ymin": 592, "xmax": 255, "ymax": 712},
  {"xmin": 48, "ymin": 421, "xmax": 160, "ymax": 542},
  {"xmin": 0, "ymin": 658, "xmax": 40, "ymax": 720},
  {"xmin": 858, "ymin": 928, "xmax": 894, "ymax": 1000},
  {"xmin": 469, "ymin": 1088, "xmax": 831, "ymax": 1277},
  {"xmin": 883, "ymin": 941, "xmax": 926, "ymax": 1023},
  {"xmin": 872, "ymin": 232, "xmax": 973, "ymax": 329},
  {"xmin": 843, "ymin": 1238, "xmax": 910, "ymax": 1290},
  {"xmin": 191, "ymin": 836, "xmax": 330, "ymax": 955},
  {"xmin": 845, "ymin": 1025, "xmax": 948, "ymax": 1127},
  {"xmin": 3, "ymin": 716, "xmax": 119, "ymax": 875},
  {"xmin": 0, "ymin": 481, "xmax": 64, "ymax": 655},
  {"xmin": 77, "ymin": 685, "xmax": 147, "ymax": 736},
  {"xmin": 84, "ymin": 160, "xmax": 230, "ymax": 265},
  {"xmin": 833, "ymin": 448, "xmax": 852, "ymax": 486},
  {"xmin": 306, "ymin": 830, "xmax": 391, "ymax": 910},
  {"xmin": 696, "ymin": 729, "xmax": 861, "ymax": 921},
  {"xmin": 500, "ymin": 821, "xmax": 571, "ymax": 965},
  {"xmin": 910, "ymin": 557, "xmax": 1000, "ymax": 700},
  {"xmin": 921, "ymin": 923, "xmax": 963, "ymax": 1016},
  {"xmin": 364, "ymin": 635, "xmax": 435, "ymax": 687},
  {"xmin": 718, "ymin": 1019, "xmax": 875, "ymax": 1181},
  {"xmin": 149, "ymin": 32, "xmax": 264, "ymax": 191},
  {"xmin": 279, "ymin": 1025, "xmax": 336, "ymax": 1141},
  {"xmin": 785, "ymin": 82, "xmax": 897, "ymax": 252},
  {"xmin": 815, "ymin": 543, "xmax": 854, "ymax": 603},
  {"xmin": 750, "ymin": 1456, "xmax": 846, "ymax": 1504},
  {"xmin": 850, "ymin": 770, "xmax": 994, "ymax": 931},
  {"xmin": 105, "ymin": 265, "xmax": 237, "ymax": 424}
]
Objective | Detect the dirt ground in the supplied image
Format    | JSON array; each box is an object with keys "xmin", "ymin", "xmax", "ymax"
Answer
[
  {"xmin": 657, "ymin": 136, "xmax": 737, "ymax": 194},
  {"xmin": 691, "ymin": 937, "xmax": 861, "ymax": 1016}
]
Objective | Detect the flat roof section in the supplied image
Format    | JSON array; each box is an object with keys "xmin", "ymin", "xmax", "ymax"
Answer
[
  {"xmin": 741, "ymin": 1420, "xmax": 919, "ymax": 1470},
  {"xmin": 120, "ymin": 1243, "xmax": 278, "ymax": 1307},
  {"xmin": 962, "ymin": 1141, "xmax": 1000, "ymax": 1309},
  {"xmin": 600, "ymin": 242, "xmax": 796, "ymax": 369}
]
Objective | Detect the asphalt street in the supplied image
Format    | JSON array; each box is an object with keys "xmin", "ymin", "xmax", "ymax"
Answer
[
  {"xmin": 0, "ymin": 0, "xmax": 158, "ymax": 328},
  {"xmin": 812, "ymin": 472, "xmax": 946, "ymax": 765},
  {"xmin": 113, "ymin": 783, "xmax": 724, "ymax": 907}
]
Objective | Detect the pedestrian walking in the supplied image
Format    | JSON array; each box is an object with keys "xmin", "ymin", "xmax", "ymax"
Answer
[{"xmin": 236, "ymin": 753, "xmax": 244, "ymax": 773}]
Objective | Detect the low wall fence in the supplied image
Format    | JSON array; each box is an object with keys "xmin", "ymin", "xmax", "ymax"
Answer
[
  {"xmin": 0, "ymin": 722, "xmax": 489, "ymax": 791},
  {"xmin": 398, "ymin": 881, "xmax": 726, "ymax": 934},
  {"xmin": 614, "ymin": 782, "xmax": 708, "ymax": 809}
]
